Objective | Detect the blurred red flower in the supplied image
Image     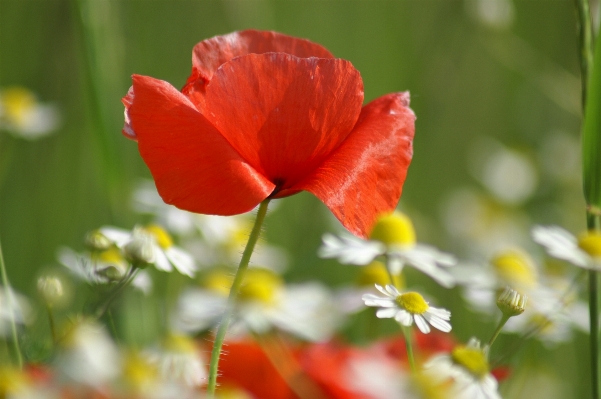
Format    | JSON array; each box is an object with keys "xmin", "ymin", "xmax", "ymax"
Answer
[{"xmin": 123, "ymin": 30, "xmax": 415, "ymax": 237}]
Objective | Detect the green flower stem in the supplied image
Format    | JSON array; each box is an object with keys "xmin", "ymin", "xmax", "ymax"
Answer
[
  {"xmin": 45, "ymin": 303, "xmax": 57, "ymax": 345},
  {"xmin": 0, "ymin": 238, "xmax": 22, "ymax": 368},
  {"xmin": 488, "ymin": 314, "xmax": 511, "ymax": 349},
  {"xmin": 401, "ymin": 325, "xmax": 416, "ymax": 372},
  {"xmin": 574, "ymin": 0, "xmax": 595, "ymax": 107},
  {"xmin": 95, "ymin": 267, "xmax": 138, "ymax": 319},
  {"xmin": 207, "ymin": 199, "xmax": 271, "ymax": 396}
]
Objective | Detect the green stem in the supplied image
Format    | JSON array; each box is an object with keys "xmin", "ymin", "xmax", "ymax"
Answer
[
  {"xmin": 45, "ymin": 304, "xmax": 57, "ymax": 345},
  {"xmin": 575, "ymin": 0, "xmax": 598, "ymax": 396},
  {"xmin": 207, "ymin": 199, "xmax": 271, "ymax": 396},
  {"xmin": 0, "ymin": 238, "xmax": 22, "ymax": 368},
  {"xmin": 95, "ymin": 267, "xmax": 138, "ymax": 319},
  {"xmin": 488, "ymin": 314, "xmax": 510, "ymax": 349},
  {"xmin": 574, "ymin": 0, "xmax": 595, "ymax": 108},
  {"xmin": 401, "ymin": 325, "xmax": 416, "ymax": 372}
]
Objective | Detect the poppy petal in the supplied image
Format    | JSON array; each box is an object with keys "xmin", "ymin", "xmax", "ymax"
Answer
[
  {"xmin": 128, "ymin": 74, "xmax": 275, "ymax": 215},
  {"xmin": 205, "ymin": 53, "xmax": 364, "ymax": 190},
  {"xmin": 295, "ymin": 92, "xmax": 415, "ymax": 238},
  {"xmin": 121, "ymin": 86, "xmax": 136, "ymax": 139},
  {"xmin": 183, "ymin": 30, "xmax": 333, "ymax": 112}
]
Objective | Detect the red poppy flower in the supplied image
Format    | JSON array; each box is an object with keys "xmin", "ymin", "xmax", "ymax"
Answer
[{"xmin": 123, "ymin": 30, "xmax": 415, "ymax": 238}]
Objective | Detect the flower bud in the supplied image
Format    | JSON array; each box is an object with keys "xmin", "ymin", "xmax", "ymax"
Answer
[
  {"xmin": 496, "ymin": 286, "xmax": 527, "ymax": 317},
  {"xmin": 85, "ymin": 229, "xmax": 113, "ymax": 252},
  {"xmin": 37, "ymin": 276, "xmax": 64, "ymax": 306},
  {"xmin": 123, "ymin": 232, "xmax": 156, "ymax": 268}
]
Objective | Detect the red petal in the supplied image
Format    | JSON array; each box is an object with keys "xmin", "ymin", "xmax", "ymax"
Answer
[
  {"xmin": 204, "ymin": 53, "xmax": 364, "ymax": 190},
  {"xmin": 183, "ymin": 30, "xmax": 334, "ymax": 117},
  {"xmin": 128, "ymin": 74, "xmax": 275, "ymax": 215},
  {"xmin": 295, "ymin": 92, "xmax": 415, "ymax": 238}
]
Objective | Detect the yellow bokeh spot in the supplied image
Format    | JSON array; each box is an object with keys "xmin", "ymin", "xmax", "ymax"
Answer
[
  {"xmin": 225, "ymin": 220, "xmax": 254, "ymax": 251},
  {"xmin": 451, "ymin": 346, "xmax": 489, "ymax": 379},
  {"xmin": 163, "ymin": 333, "xmax": 197, "ymax": 354},
  {"xmin": 491, "ymin": 250, "xmax": 537, "ymax": 289},
  {"xmin": 203, "ymin": 269, "xmax": 234, "ymax": 296},
  {"xmin": 410, "ymin": 372, "xmax": 451, "ymax": 399},
  {"xmin": 578, "ymin": 231, "xmax": 601, "ymax": 258},
  {"xmin": 123, "ymin": 351, "xmax": 158, "ymax": 390},
  {"xmin": 1, "ymin": 87, "xmax": 36, "ymax": 126},
  {"xmin": 144, "ymin": 224, "xmax": 173, "ymax": 249},
  {"xmin": 238, "ymin": 268, "xmax": 283, "ymax": 305},
  {"xmin": 369, "ymin": 212, "xmax": 416, "ymax": 247},
  {"xmin": 357, "ymin": 261, "xmax": 403, "ymax": 287},
  {"xmin": 217, "ymin": 386, "xmax": 254, "ymax": 399},
  {"xmin": 0, "ymin": 366, "xmax": 27, "ymax": 396},
  {"xmin": 396, "ymin": 292, "xmax": 429, "ymax": 314}
]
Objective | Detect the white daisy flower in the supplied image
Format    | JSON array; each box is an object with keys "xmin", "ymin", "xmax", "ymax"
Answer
[
  {"xmin": 55, "ymin": 320, "xmax": 121, "ymax": 387},
  {"xmin": 424, "ymin": 338, "xmax": 501, "ymax": 399},
  {"xmin": 172, "ymin": 268, "xmax": 342, "ymax": 342},
  {"xmin": 145, "ymin": 333, "xmax": 206, "ymax": 388},
  {"xmin": 532, "ymin": 225, "xmax": 599, "ymax": 269},
  {"xmin": 0, "ymin": 86, "xmax": 60, "ymax": 140},
  {"xmin": 101, "ymin": 225, "xmax": 197, "ymax": 277},
  {"xmin": 0, "ymin": 287, "xmax": 31, "ymax": 337},
  {"xmin": 319, "ymin": 212, "xmax": 456, "ymax": 288},
  {"xmin": 362, "ymin": 284, "xmax": 451, "ymax": 334}
]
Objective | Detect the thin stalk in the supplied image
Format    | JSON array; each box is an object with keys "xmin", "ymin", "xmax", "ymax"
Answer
[
  {"xmin": 575, "ymin": 0, "xmax": 597, "ymax": 396},
  {"xmin": 95, "ymin": 267, "xmax": 138, "ymax": 319},
  {"xmin": 45, "ymin": 304, "xmax": 57, "ymax": 345},
  {"xmin": 0, "ymin": 238, "xmax": 22, "ymax": 368},
  {"xmin": 401, "ymin": 326, "xmax": 416, "ymax": 372},
  {"xmin": 488, "ymin": 314, "xmax": 510, "ymax": 349},
  {"xmin": 207, "ymin": 199, "xmax": 271, "ymax": 396}
]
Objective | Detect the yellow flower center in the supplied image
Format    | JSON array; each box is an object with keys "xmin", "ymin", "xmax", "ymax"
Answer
[
  {"xmin": 395, "ymin": 292, "xmax": 429, "ymax": 314},
  {"xmin": 1, "ymin": 87, "xmax": 36, "ymax": 126},
  {"xmin": 451, "ymin": 346, "xmax": 489, "ymax": 379},
  {"xmin": 163, "ymin": 333, "xmax": 197, "ymax": 354},
  {"xmin": 97, "ymin": 246, "xmax": 125, "ymax": 264},
  {"xmin": 369, "ymin": 212, "xmax": 416, "ymax": 247},
  {"xmin": 225, "ymin": 220, "xmax": 253, "ymax": 251},
  {"xmin": 144, "ymin": 224, "xmax": 173, "ymax": 249},
  {"xmin": 491, "ymin": 250, "xmax": 537, "ymax": 289},
  {"xmin": 238, "ymin": 269, "xmax": 283, "ymax": 305},
  {"xmin": 578, "ymin": 231, "xmax": 601, "ymax": 258},
  {"xmin": 357, "ymin": 261, "xmax": 403, "ymax": 287},
  {"xmin": 203, "ymin": 269, "xmax": 234, "ymax": 296}
]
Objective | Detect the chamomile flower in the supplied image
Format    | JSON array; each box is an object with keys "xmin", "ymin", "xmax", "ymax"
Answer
[
  {"xmin": 101, "ymin": 225, "xmax": 197, "ymax": 277},
  {"xmin": 424, "ymin": 338, "xmax": 501, "ymax": 399},
  {"xmin": 0, "ymin": 86, "xmax": 60, "ymax": 139},
  {"xmin": 145, "ymin": 334, "xmax": 206, "ymax": 388},
  {"xmin": 362, "ymin": 284, "xmax": 451, "ymax": 334},
  {"xmin": 532, "ymin": 225, "xmax": 601, "ymax": 269},
  {"xmin": 319, "ymin": 212, "xmax": 456, "ymax": 288},
  {"xmin": 173, "ymin": 268, "xmax": 341, "ymax": 341},
  {"xmin": 0, "ymin": 287, "xmax": 31, "ymax": 337}
]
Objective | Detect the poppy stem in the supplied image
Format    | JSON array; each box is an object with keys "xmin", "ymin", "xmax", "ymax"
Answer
[{"xmin": 207, "ymin": 199, "xmax": 271, "ymax": 396}]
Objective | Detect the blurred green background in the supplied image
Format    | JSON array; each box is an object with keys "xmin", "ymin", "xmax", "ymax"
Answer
[{"xmin": 0, "ymin": 0, "xmax": 595, "ymax": 397}]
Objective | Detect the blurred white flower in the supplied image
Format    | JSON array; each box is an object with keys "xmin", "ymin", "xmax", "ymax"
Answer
[
  {"xmin": 362, "ymin": 284, "xmax": 451, "ymax": 334},
  {"xmin": 0, "ymin": 287, "xmax": 31, "ymax": 337},
  {"xmin": 145, "ymin": 334, "xmax": 206, "ymax": 388},
  {"xmin": 55, "ymin": 320, "xmax": 121, "ymax": 387},
  {"xmin": 319, "ymin": 212, "xmax": 456, "ymax": 288},
  {"xmin": 424, "ymin": 338, "xmax": 501, "ymax": 399},
  {"xmin": 101, "ymin": 225, "xmax": 197, "ymax": 277},
  {"xmin": 532, "ymin": 225, "xmax": 599, "ymax": 269},
  {"xmin": 469, "ymin": 138, "xmax": 537, "ymax": 205},
  {"xmin": 173, "ymin": 268, "xmax": 342, "ymax": 342},
  {"xmin": 0, "ymin": 86, "xmax": 60, "ymax": 139},
  {"xmin": 441, "ymin": 188, "xmax": 531, "ymax": 258},
  {"xmin": 466, "ymin": 0, "xmax": 514, "ymax": 30}
]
